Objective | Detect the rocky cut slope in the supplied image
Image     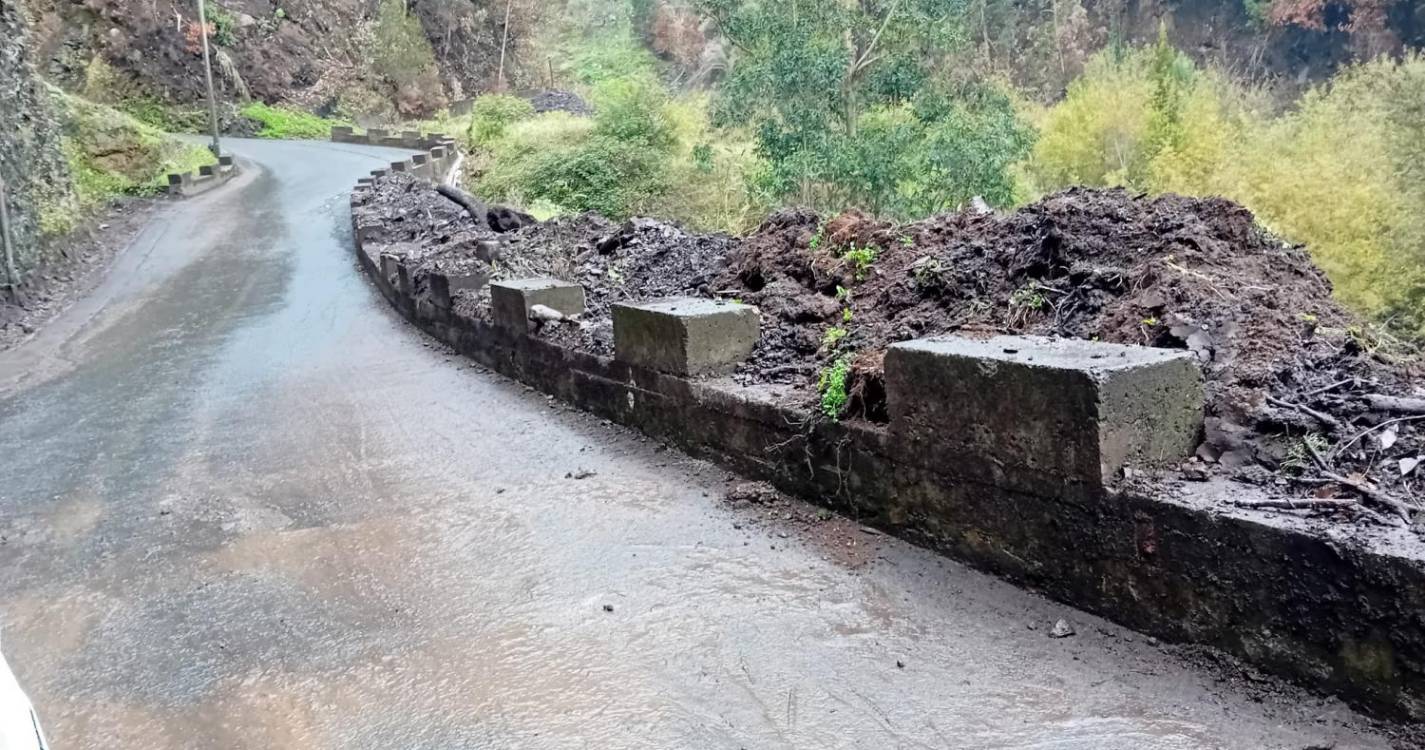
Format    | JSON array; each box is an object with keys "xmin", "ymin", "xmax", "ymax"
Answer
[
  {"xmin": 22, "ymin": 0, "xmax": 531, "ymax": 119},
  {"xmin": 0, "ymin": 0, "xmax": 74, "ymax": 273}
]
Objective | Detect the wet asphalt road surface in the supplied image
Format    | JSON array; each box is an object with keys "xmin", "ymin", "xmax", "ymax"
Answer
[{"xmin": 0, "ymin": 139, "xmax": 1403, "ymax": 749}]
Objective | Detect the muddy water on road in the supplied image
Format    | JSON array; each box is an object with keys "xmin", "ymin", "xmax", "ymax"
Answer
[{"xmin": 0, "ymin": 140, "xmax": 1397, "ymax": 749}]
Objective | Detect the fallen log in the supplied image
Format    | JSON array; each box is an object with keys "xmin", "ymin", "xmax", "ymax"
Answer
[{"xmin": 436, "ymin": 184, "xmax": 490, "ymax": 229}]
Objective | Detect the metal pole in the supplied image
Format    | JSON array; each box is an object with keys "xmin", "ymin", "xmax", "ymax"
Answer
[
  {"xmin": 196, "ymin": 0, "xmax": 222, "ymax": 157},
  {"xmin": 0, "ymin": 177, "xmax": 18, "ymax": 291}
]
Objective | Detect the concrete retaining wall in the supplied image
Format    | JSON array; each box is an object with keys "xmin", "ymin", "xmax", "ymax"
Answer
[
  {"xmin": 344, "ymin": 149, "xmax": 1425, "ymax": 722},
  {"xmin": 165, "ymin": 155, "xmax": 237, "ymax": 197},
  {"xmin": 333, "ymin": 127, "xmax": 459, "ymax": 185}
]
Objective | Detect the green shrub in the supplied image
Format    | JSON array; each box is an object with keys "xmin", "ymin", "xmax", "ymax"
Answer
[
  {"xmin": 817, "ymin": 355, "xmax": 853, "ymax": 420},
  {"xmin": 469, "ymin": 95, "xmax": 536, "ymax": 145},
  {"xmin": 241, "ymin": 102, "xmax": 345, "ymax": 140},
  {"xmin": 209, "ymin": 6, "xmax": 238, "ymax": 47},
  {"xmin": 372, "ymin": 0, "xmax": 444, "ymax": 115},
  {"xmin": 591, "ymin": 76, "xmax": 676, "ymax": 149},
  {"xmin": 570, "ymin": 32, "xmax": 658, "ymax": 85},
  {"xmin": 525, "ymin": 135, "xmax": 670, "ymax": 218}
]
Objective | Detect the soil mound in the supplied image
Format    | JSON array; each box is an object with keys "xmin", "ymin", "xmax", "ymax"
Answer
[{"xmin": 357, "ymin": 177, "xmax": 1423, "ymax": 523}]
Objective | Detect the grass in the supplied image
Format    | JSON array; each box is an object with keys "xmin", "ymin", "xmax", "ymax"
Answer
[
  {"xmin": 42, "ymin": 86, "xmax": 217, "ymax": 236},
  {"xmin": 241, "ymin": 102, "xmax": 347, "ymax": 140}
]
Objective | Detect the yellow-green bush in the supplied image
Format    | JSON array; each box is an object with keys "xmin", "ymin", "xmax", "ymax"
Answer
[
  {"xmin": 471, "ymin": 83, "xmax": 758, "ymax": 233},
  {"xmin": 468, "ymin": 94, "xmax": 536, "ymax": 145},
  {"xmin": 1025, "ymin": 45, "xmax": 1425, "ymax": 338}
]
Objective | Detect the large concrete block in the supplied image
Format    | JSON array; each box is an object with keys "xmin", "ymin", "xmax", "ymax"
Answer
[
  {"xmin": 390, "ymin": 160, "xmax": 410, "ymax": 173},
  {"xmin": 331, "ymin": 125, "xmax": 355, "ymax": 142},
  {"xmin": 422, "ymin": 258, "xmax": 490, "ymax": 309},
  {"xmin": 491, "ymin": 279, "xmax": 585, "ymax": 331},
  {"xmin": 613, "ymin": 298, "xmax": 759, "ymax": 377},
  {"xmin": 886, "ymin": 335, "xmax": 1202, "ymax": 495}
]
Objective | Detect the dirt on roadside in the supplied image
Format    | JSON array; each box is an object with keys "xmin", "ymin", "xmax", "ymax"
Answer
[
  {"xmin": 0, "ymin": 197, "xmax": 159, "ymax": 352},
  {"xmin": 356, "ymin": 176, "xmax": 1424, "ymax": 526}
]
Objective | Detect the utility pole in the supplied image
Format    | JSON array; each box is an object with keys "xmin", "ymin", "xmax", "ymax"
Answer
[{"xmin": 196, "ymin": 0, "xmax": 222, "ymax": 157}]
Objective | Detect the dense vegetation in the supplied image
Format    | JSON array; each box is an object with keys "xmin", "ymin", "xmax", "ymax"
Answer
[{"xmin": 451, "ymin": 1, "xmax": 1425, "ymax": 339}]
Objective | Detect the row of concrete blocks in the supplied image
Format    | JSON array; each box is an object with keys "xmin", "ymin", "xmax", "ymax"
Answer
[
  {"xmin": 411, "ymin": 272, "xmax": 1207, "ymax": 494},
  {"xmin": 165, "ymin": 155, "xmax": 236, "ymax": 197},
  {"xmin": 348, "ymin": 146, "xmax": 459, "ymax": 189},
  {"xmin": 331, "ymin": 126, "xmax": 452, "ymax": 152}
]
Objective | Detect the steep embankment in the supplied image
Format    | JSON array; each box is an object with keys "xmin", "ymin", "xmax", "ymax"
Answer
[
  {"xmin": 22, "ymin": 0, "xmax": 517, "ymax": 121},
  {"xmin": 1, "ymin": 0, "xmax": 76, "ymax": 272}
]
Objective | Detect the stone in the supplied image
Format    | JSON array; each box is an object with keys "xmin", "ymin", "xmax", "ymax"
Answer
[
  {"xmin": 885, "ymin": 335, "xmax": 1203, "ymax": 495},
  {"xmin": 379, "ymin": 253, "xmax": 404, "ymax": 289},
  {"xmin": 612, "ymin": 298, "xmax": 759, "ymax": 377},
  {"xmin": 490, "ymin": 279, "xmax": 585, "ymax": 331}
]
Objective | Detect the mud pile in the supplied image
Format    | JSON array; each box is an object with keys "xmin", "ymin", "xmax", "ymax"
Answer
[
  {"xmin": 720, "ymin": 188, "xmax": 1423, "ymax": 520},
  {"xmin": 359, "ymin": 176, "xmax": 1423, "ymax": 522}
]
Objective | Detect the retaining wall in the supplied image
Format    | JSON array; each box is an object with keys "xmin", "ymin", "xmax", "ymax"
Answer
[
  {"xmin": 341, "ymin": 132, "xmax": 1425, "ymax": 721},
  {"xmin": 164, "ymin": 155, "xmax": 238, "ymax": 197}
]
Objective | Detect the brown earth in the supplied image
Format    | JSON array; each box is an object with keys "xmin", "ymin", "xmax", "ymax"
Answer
[
  {"xmin": 356, "ymin": 175, "xmax": 1425, "ymax": 527},
  {"xmin": 23, "ymin": 0, "xmax": 524, "ymax": 119},
  {"xmin": 0, "ymin": 197, "xmax": 160, "ymax": 352}
]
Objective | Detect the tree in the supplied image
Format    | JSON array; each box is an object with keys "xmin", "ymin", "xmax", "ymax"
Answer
[{"xmin": 695, "ymin": 0, "xmax": 1032, "ymax": 216}]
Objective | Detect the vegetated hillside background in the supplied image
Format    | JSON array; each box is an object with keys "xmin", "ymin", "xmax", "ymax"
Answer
[{"xmin": 10, "ymin": 0, "xmax": 1425, "ymax": 337}]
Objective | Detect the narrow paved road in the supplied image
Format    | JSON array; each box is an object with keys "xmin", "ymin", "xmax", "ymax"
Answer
[{"xmin": 0, "ymin": 140, "xmax": 1397, "ymax": 749}]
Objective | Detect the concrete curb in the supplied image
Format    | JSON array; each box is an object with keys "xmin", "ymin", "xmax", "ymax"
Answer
[
  {"xmin": 165, "ymin": 155, "xmax": 237, "ymax": 197},
  {"xmin": 344, "ymin": 139, "xmax": 1425, "ymax": 721}
]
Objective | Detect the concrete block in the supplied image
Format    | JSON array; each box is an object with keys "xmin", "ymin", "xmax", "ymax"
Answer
[
  {"xmin": 368, "ymin": 128, "xmax": 389, "ymax": 140},
  {"xmin": 490, "ymin": 278, "xmax": 585, "ymax": 331},
  {"xmin": 885, "ymin": 335, "xmax": 1203, "ymax": 493},
  {"xmin": 356, "ymin": 177, "xmax": 374, "ymax": 187},
  {"xmin": 198, "ymin": 165, "xmax": 216, "ymax": 177},
  {"xmin": 379, "ymin": 253, "xmax": 403, "ymax": 287},
  {"xmin": 390, "ymin": 161, "xmax": 410, "ymax": 173},
  {"xmin": 331, "ymin": 126, "xmax": 355, "ymax": 142},
  {"xmin": 370, "ymin": 169, "xmax": 388, "ymax": 178},
  {"xmin": 411, "ymin": 153, "xmax": 429, "ymax": 165},
  {"xmin": 429, "ymin": 146, "xmax": 447, "ymax": 159},
  {"xmin": 425, "ymin": 265, "xmax": 490, "ymax": 309},
  {"xmin": 218, "ymin": 155, "xmax": 235, "ymax": 167},
  {"xmin": 613, "ymin": 298, "xmax": 759, "ymax": 377}
]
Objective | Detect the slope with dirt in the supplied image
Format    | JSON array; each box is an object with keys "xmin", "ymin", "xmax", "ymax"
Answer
[{"xmin": 356, "ymin": 176, "xmax": 1424, "ymax": 527}]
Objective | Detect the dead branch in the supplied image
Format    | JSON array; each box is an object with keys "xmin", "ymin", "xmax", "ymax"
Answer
[
  {"xmin": 1331, "ymin": 415, "xmax": 1425, "ymax": 461},
  {"xmin": 1233, "ymin": 498, "xmax": 1358, "ymax": 510},
  {"xmin": 1318, "ymin": 470, "xmax": 1418, "ymax": 522},
  {"xmin": 1267, "ymin": 396, "xmax": 1346, "ymax": 434},
  {"xmin": 1301, "ymin": 378, "xmax": 1355, "ymax": 399}
]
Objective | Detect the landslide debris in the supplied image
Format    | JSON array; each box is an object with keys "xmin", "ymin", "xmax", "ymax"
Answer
[{"xmin": 355, "ymin": 176, "xmax": 1423, "ymax": 523}]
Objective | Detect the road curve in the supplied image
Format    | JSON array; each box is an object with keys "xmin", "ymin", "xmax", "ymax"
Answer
[{"xmin": 0, "ymin": 139, "xmax": 1398, "ymax": 749}]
